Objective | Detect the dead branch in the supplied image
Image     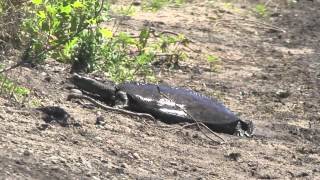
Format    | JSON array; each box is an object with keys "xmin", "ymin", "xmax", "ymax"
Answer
[
  {"xmin": 155, "ymin": 86, "xmax": 226, "ymax": 144},
  {"xmin": 67, "ymin": 93, "xmax": 156, "ymax": 122},
  {"xmin": 223, "ymin": 16, "xmax": 286, "ymax": 33},
  {"xmin": 0, "ymin": 61, "xmax": 25, "ymax": 74},
  {"xmin": 239, "ymin": 18, "xmax": 286, "ymax": 33}
]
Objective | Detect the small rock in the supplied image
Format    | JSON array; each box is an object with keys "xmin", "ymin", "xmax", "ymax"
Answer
[
  {"xmin": 270, "ymin": 12, "xmax": 281, "ymax": 17},
  {"xmin": 116, "ymin": 167, "xmax": 125, "ymax": 174},
  {"xmin": 258, "ymin": 74, "xmax": 268, "ymax": 80},
  {"xmin": 284, "ymin": 39, "xmax": 291, "ymax": 44},
  {"xmin": 225, "ymin": 152, "xmax": 241, "ymax": 161},
  {"xmin": 297, "ymin": 172, "xmax": 309, "ymax": 177},
  {"xmin": 239, "ymin": 91, "xmax": 246, "ymax": 96},
  {"xmin": 44, "ymin": 76, "xmax": 51, "ymax": 82},
  {"xmin": 95, "ymin": 116, "xmax": 105, "ymax": 125},
  {"xmin": 101, "ymin": 159, "xmax": 108, "ymax": 163},
  {"xmin": 173, "ymin": 170, "xmax": 178, "ymax": 176},
  {"xmin": 23, "ymin": 150, "xmax": 31, "ymax": 156},
  {"xmin": 15, "ymin": 159, "xmax": 25, "ymax": 165},
  {"xmin": 95, "ymin": 136, "xmax": 103, "ymax": 141},
  {"xmin": 38, "ymin": 123, "xmax": 50, "ymax": 131},
  {"xmin": 41, "ymin": 72, "xmax": 47, "ymax": 76},
  {"xmin": 192, "ymin": 133, "xmax": 199, "ymax": 139},
  {"xmin": 132, "ymin": 0, "xmax": 141, "ymax": 6},
  {"xmin": 275, "ymin": 89, "xmax": 290, "ymax": 99},
  {"xmin": 120, "ymin": 163, "xmax": 128, "ymax": 168},
  {"xmin": 169, "ymin": 161, "xmax": 178, "ymax": 166},
  {"xmin": 132, "ymin": 152, "xmax": 140, "ymax": 159}
]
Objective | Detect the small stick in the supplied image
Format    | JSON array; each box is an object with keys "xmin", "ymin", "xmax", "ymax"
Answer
[
  {"xmin": 149, "ymin": 27, "xmax": 180, "ymax": 37},
  {"xmin": 67, "ymin": 93, "xmax": 156, "ymax": 122},
  {"xmin": 162, "ymin": 122, "xmax": 197, "ymax": 131},
  {"xmin": 0, "ymin": 60, "xmax": 27, "ymax": 74},
  {"xmin": 231, "ymin": 17, "xmax": 286, "ymax": 33},
  {"xmin": 155, "ymin": 86, "xmax": 226, "ymax": 144}
]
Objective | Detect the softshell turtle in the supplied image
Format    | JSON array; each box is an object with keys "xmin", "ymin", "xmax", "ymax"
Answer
[{"xmin": 72, "ymin": 74, "xmax": 254, "ymax": 136}]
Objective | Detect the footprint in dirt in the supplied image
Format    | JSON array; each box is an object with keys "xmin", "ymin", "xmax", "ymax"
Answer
[{"xmin": 36, "ymin": 106, "xmax": 72, "ymax": 127}]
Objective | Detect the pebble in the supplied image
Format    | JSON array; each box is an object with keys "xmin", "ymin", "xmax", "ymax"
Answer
[
  {"xmin": 95, "ymin": 116, "xmax": 105, "ymax": 125},
  {"xmin": 44, "ymin": 76, "xmax": 51, "ymax": 82},
  {"xmin": 41, "ymin": 72, "xmax": 47, "ymax": 76},
  {"xmin": 225, "ymin": 152, "xmax": 241, "ymax": 161},
  {"xmin": 23, "ymin": 150, "xmax": 31, "ymax": 156},
  {"xmin": 132, "ymin": 0, "xmax": 141, "ymax": 6},
  {"xmin": 38, "ymin": 123, "xmax": 50, "ymax": 131},
  {"xmin": 173, "ymin": 170, "xmax": 178, "ymax": 176},
  {"xmin": 169, "ymin": 161, "xmax": 178, "ymax": 166},
  {"xmin": 132, "ymin": 152, "xmax": 140, "ymax": 159},
  {"xmin": 95, "ymin": 136, "xmax": 103, "ymax": 141},
  {"xmin": 275, "ymin": 89, "xmax": 290, "ymax": 98},
  {"xmin": 120, "ymin": 163, "xmax": 128, "ymax": 168}
]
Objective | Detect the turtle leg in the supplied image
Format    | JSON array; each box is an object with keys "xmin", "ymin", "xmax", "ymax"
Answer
[
  {"xmin": 233, "ymin": 121, "xmax": 254, "ymax": 137},
  {"xmin": 233, "ymin": 121, "xmax": 245, "ymax": 137},
  {"xmin": 114, "ymin": 91, "xmax": 130, "ymax": 109}
]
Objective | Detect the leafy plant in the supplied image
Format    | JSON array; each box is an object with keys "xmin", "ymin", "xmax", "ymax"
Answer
[
  {"xmin": 207, "ymin": 54, "xmax": 219, "ymax": 63},
  {"xmin": 22, "ymin": 0, "xmax": 110, "ymax": 63},
  {"xmin": 97, "ymin": 27, "xmax": 188, "ymax": 82},
  {"xmin": 254, "ymin": 4, "xmax": 268, "ymax": 17},
  {"xmin": 207, "ymin": 54, "xmax": 220, "ymax": 71},
  {"xmin": 142, "ymin": 0, "xmax": 185, "ymax": 11},
  {"xmin": 22, "ymin": 0, "xmax": 189, "ymax": 82},
  {"xmin": 0, "ymin": 74, "xmax": 30, "ymax": 103},
  {"xmin": 112, "ymin": 5, "xmax": 137, "ymax": 16}
]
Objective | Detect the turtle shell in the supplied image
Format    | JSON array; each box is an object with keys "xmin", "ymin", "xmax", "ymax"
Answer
[{"xmin": 117, "ymin": 82, "xmax": 246, "ymax": 134}]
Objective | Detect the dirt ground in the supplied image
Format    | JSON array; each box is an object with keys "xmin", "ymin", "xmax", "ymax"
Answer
[{"xmin": 0, "ymin": 0, "xmax": 319, "ymax": 179}]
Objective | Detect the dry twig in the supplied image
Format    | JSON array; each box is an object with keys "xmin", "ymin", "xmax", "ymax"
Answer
[{"xmin": 67, "ymin": 93, "xmax": 156, "ymax": 122}]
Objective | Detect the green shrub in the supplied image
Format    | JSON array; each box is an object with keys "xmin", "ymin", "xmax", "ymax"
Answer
[
  {"xmin": 22, "ymin": 0, "xmax": 110, "ymax": 63},
  {"xmin": 22, "ymin": 0, "xmax": 189, "ymax": 82},
  {"xmin": 254, "ymin": 4, "xmax": 268, "ymax": 17},
  {"xmin": 142, "ymin": 0, "xmax": 186, "ymax": 11}
]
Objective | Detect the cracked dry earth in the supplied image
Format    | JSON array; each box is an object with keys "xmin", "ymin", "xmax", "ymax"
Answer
[{"xmin": 0, "ymin": 0, "xmax": 320, "ymax": 179}]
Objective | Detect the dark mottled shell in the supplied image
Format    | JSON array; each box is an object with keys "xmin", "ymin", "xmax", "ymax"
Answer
[{"xmin": 117, "ymin": 82, "xmax": 240, "ymax": 134}]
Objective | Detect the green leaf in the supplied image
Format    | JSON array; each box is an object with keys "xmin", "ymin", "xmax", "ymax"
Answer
[
  {"xmin": 63, "ymin": 37, "xmax": 79, "ymax": 58},
  {"xmin": 60, "ymin": 5, "xmax": 72, "ymax": 14},
  {"xmin": 32, "ymin": 0, "xmax": 43, "ymax": 5},
  {"xmin": 118, "ymin": 32, "xmax": 136, "ymax": 45},
  {"xmin": 14, "ymin": 87, "xmax": 30, "ymax": 96},
  {"xmin": 46, "ymin": 5, "xmax": 56, "ymax": 15},
  {"xmin": 207, "ymin": 55, "xmax": 219, "ymax": 63},
  {"xmin": 73, "ymin": 1, "xmax": 84, "ymax": 8},
  {"xmin": 86, "ymin": 18, "xmax": 97, "ymax": 25},
  {"xmin": 255, "ymin": 4, "xmax": 267, "ymax": 17},
  {"xmin": 100, "ymin": 28, "xmax": 113, "ymax": 38},
  {"xmin": 37, "ymin": 11, "xmax": 46, "ymax": 19},
  {"xmin": 136, "ymin": 53, "xmax": 152, "ymax": 65}
]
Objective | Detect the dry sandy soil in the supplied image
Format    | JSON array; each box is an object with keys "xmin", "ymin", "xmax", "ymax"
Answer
[{"xmin": 0, "ymin": 0, "xmax": 319, "ymax": 179}]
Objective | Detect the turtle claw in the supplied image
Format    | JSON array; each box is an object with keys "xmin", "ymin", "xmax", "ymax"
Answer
[
  {"xmin": 233, "ymin": 121, "xmax": 253, "ymax": 137},
  {"xmin": 234, "ymin": 121, "xmax": 244, "ymax": 136}
]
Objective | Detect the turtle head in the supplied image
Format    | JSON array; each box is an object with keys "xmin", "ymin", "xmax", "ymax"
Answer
[{"xmin": 234, "ymin": 120, "xmax": 254, "ymax": 137}]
